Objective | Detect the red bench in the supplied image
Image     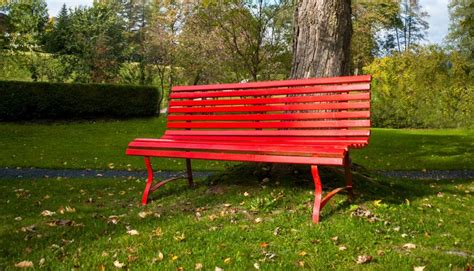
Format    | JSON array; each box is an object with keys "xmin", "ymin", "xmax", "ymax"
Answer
[{"xmin": 126, "ymin": 75, "xmax": 371, "ymax": 223}]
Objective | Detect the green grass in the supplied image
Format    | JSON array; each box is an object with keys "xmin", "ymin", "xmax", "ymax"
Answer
[
  {"xmin": 0, "ymin": 164, "xmax": 472, "ymax": 270},
  {"xmin": 0, "ymin": 118, "xmax": 472, "ymax": 171}
]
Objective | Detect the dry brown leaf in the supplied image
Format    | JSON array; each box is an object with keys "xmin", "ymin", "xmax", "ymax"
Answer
[
  {"xmin": 260, "ymin": 242, "xmax": 269, "ymax": 248},
  {"xmin": 158, "ymin": 251, "xmax": 164, "ymax": 261},
  {"xmin": 298, "ymin": 251, "xmax": 307, "ymax": 256},
  {"xmin": 15, "ymin": 261, "xmax": 33, "ymax": 268},
  {"xmin": 174, "ymin": 232, "xmax": 186, "ymax": 242},
  {"xmin": 339, "ymin": 246, "xmax": 347, "ymax": 251},
  {"xmin": 215, "ymin": 267, "xmax": 224, "ymax": 271},
  {"xmin": 253, "ymin": 262, "xmax": 260, "ymax": 269},
  {"xmin": 41, "ymin": 210, "xmax": 56, "ymax": 217},
  {"xmin": 356, "ymin": 255, "xmax": 373, "ymax": 264},
  {"xmin": 154, "ymin": 227, "xmax": 163, "ymax": 237},
  {"xmin": 413, "ymin": 266, "xmax": 425, "ymax": 271},
  {"xmin": 108, "ymin": 216, "xmax": 120, "ymax": 225},
  {"xmin": 172, "ymin": 255, "xmax": 179, "ymax": 261},
  {"xmin": 38, "ymin": 258, "xmax": 45, "ymax": 267},
  {"xmin": 298, "ymin": 260, "xmax": 305, "ymax": 267},
  {"xmin": 138, "ymin": 211, "xmax": 152, "ymax": 218},
  {"xmin": 224, "ymin": 258, "xmax": 231, "ymax": 264},
  {"xmin": 113, "ymin": 260, "xmax": 124, "ymax": 268},
  {"xmin": 98, "ymin": 264, "xmax": 105, "ymax": 271},
  {"xmin": 254, "ymin": 217, "xmax": 263, "ymax": 223},
  {"xmin": 402, "ymin": 243, "xmax": 417, "ymax": 250},
  {"xmin": 195, "ymin": 262, "xmax": 203, "ymax": 270},
  {"xmin": 127, "ymin": 229, "xmax": 139, "ymax": 236}
]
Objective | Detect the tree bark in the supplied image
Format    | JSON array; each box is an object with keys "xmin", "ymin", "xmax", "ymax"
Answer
[{"xmin": 291, "ymin": 0, "xmax": 352, "ymax": 79}]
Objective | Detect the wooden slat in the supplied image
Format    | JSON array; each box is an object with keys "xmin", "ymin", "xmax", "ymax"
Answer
[
  {"xmin": 160, "ymin": 135, "xmax": 369, "ymax": 145},
  {"xmin": 170, "ymin": 83, "xmax": 370, "ymax": 99},
  {"xmin": 128, "ymin": 141, "xmax": 345, "ymax": 155},
  {"xmin": 165, "ymin": 129, "xmax": 370, "ymax": 137},
  {"xmin": 126, "ymin": 149, "xmax": 344, "ymax": 165},
  {"xmin": 167, "ymin": 111, "xmax": 370, "ymax": 121},
  {"xmin": 172, "ymin": 75, "xmax": 371, "ymax": 92},
  {"xmin": 169, "ymin": 93, "xmax": 370, "ymax": 107},
  {"xmin": 167, "ymin": 120, "xmax": 370, "ymax": 129},
  {"xmin": 168, "ymin": 102, "xmax": 369, "ymax": 114},
  {"xmin": 134, "ymin": 138, "xmax": 350, "ymax": 149}
]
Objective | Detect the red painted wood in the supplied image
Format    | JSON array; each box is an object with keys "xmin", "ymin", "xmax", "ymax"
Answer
[
  {"xmin": 169, "ymin": 93, "xmax": 370, "ymax": 107},
  {"xmin": 126, "ymin": 149, "xmax": 344, "ymax": 165},
  {"xmin": 311, "ymin": 165, "xmax": 322, "ymax": 224},
  {"xmin": 128, "ymin": 140, "xmax": 346, "ymax": 155},
  {"xmin": 173, "ymin": 75, "xmax": 371, "ymax": 91},
  {"xmin": 167, "ymin": 111, "xmax": 370, "ymax": 121},
  {"xmin": 159, "ymin": 135, "xmax": 369, "ymax": 146},
  {"xmin": 142, "ymin": 157, "xmax": 153, "ymax": 205},
  {"xmin": 167, "ymin": 120, "xmax": 370, "ymax": 129},
  {"xmin": 168, "ymin": 102, "xmax": 370, "ymax": 113},
  {"xmin": 164, "ymin": 129, "xmax": 370, "ymax": 137},
  {"xmin": 170, "ymin": 83, "xmax": 370, "ymax": 99}
]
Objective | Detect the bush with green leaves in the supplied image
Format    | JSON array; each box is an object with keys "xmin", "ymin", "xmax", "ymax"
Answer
[
  {"xmin": 364, "ymin": 46, "xmax": 473, "ymax": 128},
  {"xmin": 0, "ymin": 81, "xmax": 159, "ymax": 121}
]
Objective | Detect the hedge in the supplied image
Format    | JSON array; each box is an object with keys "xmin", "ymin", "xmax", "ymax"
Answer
[{"xmin": 0, "ymin": 81, "xmax": 160, "ymax": 121}]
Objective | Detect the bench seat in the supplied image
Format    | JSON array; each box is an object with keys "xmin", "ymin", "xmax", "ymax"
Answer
[{"xmin": 126, "ymin": 75, "xmax": 372, "ymax": 223}]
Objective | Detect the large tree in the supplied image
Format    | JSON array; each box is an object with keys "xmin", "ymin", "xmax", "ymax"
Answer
[{"xmin": 291, "ymin": 0, "xmax": 352, "ymax": 78}]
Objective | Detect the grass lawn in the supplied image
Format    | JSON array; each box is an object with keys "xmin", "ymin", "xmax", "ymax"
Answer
[
  {"xmin": 0, "ymin": 117, "xmax": 472, "ymax": 171},
  {"xmin": 0, "ymin": 164, "xmax": 472, "ymax": 270}
]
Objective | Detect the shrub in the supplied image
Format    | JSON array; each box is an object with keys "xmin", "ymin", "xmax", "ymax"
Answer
[
  {"xmin": 364, "ymin": 47, "xmax": 473, "ymax": 128},
  {"xmin": 0, "ymin": 81, "xmax": 160, "ymax": 121}
]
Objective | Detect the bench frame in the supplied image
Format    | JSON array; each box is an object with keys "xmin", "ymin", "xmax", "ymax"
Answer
[{"xmin": 127, "ymin": 75, "xmax": 371, "ymax": 224}]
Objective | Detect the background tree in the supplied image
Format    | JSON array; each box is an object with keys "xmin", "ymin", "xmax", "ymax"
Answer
[
  {"xmin": 291, "ymin": 0, "xmax": 352, "ymax": 78},
  {"xmin": 446, "ymin": 0, "xmax": 473, "ymax": 74},
  {"xmin": 351, "ymin": 0, "xmax": 399, "ymax": 74}
]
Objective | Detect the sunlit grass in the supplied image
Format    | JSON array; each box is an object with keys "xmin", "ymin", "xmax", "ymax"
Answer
[
  {"xmin": 0, "ymin": 164, "xmax": 472, "ymax": 270},
  {"xmin": 0, "ymin": 118, "xmax": 472, "ymax": 171}
]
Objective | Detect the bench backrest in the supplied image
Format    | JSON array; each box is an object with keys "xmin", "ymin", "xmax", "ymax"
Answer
[{"xmin": 164, "ymin": 75, "xmax": 371, "ymax": 148}]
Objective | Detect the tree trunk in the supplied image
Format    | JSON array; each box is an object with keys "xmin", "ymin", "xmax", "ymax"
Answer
[{"xmin": 291, "ymin": 0, "xmax": 352, "ymax": 79}]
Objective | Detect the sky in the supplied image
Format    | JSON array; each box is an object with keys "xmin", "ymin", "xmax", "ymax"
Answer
[{"xmin": 46, "ymin": 0, "xmax": 451, "ymax": 44}]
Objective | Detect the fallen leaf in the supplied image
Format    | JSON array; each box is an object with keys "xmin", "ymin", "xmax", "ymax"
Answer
[
  {"xmin": 41, "ymin": 210, "xmax": 56, "ymax": 217},
  {"xmin": 45, "ymin": 219, "xmax": 82, "ymax": 227},
  {"xmin": 356, "ymin": 255, "xmax": 373, "ymax": 264},
  {"xmin": 65, "ymin": 206, "xmax": 76, "ymax": 213},
  {"xmin": 154, "ymin": 227, "xmax": 163, "ymax": 237},
  {"xmin": 298, "ymin": 251, "xmax": 307, "ymax": 256},
  {"xmin": 108, "ymin": 216, "xmax": 120, "ymax": 225},
  {"xmin": 215, "ymin": 267, "xmax": 223, "ymax": 271},
  {"xmin": 39, "ymin": 258, "xmax": 45, "ymax": 267},
  {"xmin": 331, "ymin": 236, "xmax": 339, "ymax": 242},
  {"xmin": 254, "ymin": 262, "xmax": 260, "ymax": 269},
  {"xmin": 224, "ymin": 258, "xmax": 231, "ymax": 264},
  {"xmin": 298, "ymin": 261, "xmax": 305, "ymax": 267},
  {"xmin": 138, "ymin": 211, "xmax": 152, "ymax": 218},
  {"xmin": 174, "ymin": 232, "xmax": 186, "ymax": 242},
  {"xmin": 15, "ymin": 261, "xmax": 33, "ymax": 268},
  {"xmin": 98, "ymin": 264, "xmax": 105, "ymax": 271},
  {"xmin": 127, "ymin": 230, "xmax": 139, "ymax": 236},
  {"xmin": 414, "ymin": 266, "xmax": 425, "ymax": 271},
  {"xmin": 14, "ymin": 216, "xmax": 22, "ymax": 221},
  {"xmin": 260, "ymin": 242, "xmax": 269, "ymax": 248},
  {"xmin": 20, "ymin": 225, "xmax": 36, "ymax": 233},
  {"xmin": 195, "ymin": 263, "xmax": 203, "ymax": 270},
  {"xmin": 402, "ymin": 243, "xmax": 416, "ymax": 250},
  {"xmin": 113, "ymin": 260, "xmax": 124, "ymax": 268},
  {"xmin": 273, "ymin": 227, "xmax": 281, "ymax": 236},
  {"xmin": 254, "ymin": 217, "xmax": 263, "ymax": 223},
  {"xmin": 158, "ymin": 251, "xmax": 164, "ymax": 261},
  {"xmin": 244, "ymin": 192, "xmax": 250, "ymax": 197},
  {"xmin": 339, "ymin": 246, "xmax": 347, "ymax": 251},
  {"xmin": 172, "ymin": 255, "xmax": 179, "ymax": 261}
]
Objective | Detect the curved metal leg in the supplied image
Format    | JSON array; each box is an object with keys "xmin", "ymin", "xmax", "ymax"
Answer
[
  {"xmin": 142, "ymin": 157, "xmax": 154, "ymax": 205},
  {"xmin": 311, "ymin": 165, "xmax": 322, "ymax": 224}
]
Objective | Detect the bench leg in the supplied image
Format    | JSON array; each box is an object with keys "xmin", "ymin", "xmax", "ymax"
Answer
[
  {"xmin": 186, "ymin": 158, "xmax": 194, "ymax": 187},
  {"xmin": 311, "ymin": 165, "xmax": 323, "ymax": 224},
  {"xmin": 344, "ymin": 153, "xmax": 354, "ymax": 200},
  {"xmin": 142, "ymin": 157, "xmax": 154, "ymax": 205}
]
